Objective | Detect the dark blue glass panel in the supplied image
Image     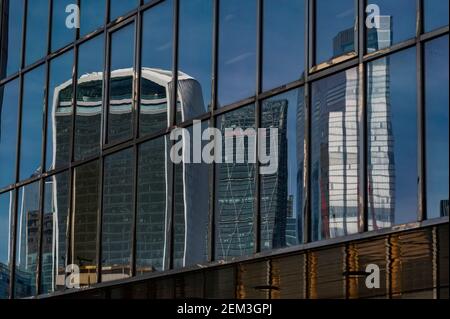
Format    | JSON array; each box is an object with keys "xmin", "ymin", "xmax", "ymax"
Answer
[
  {"xmin": 25, "ymin": 0, "xmax": 49, "ymax": 66},
  {"xmin": 425, "ymin": 36, "xmax": 449, "ymax": 219},
  {"xmin": 19, "ymin": 66, "xmax": 46, "ymax": 181},
  {"xmin": 424, "ymin": 0, "xmax": 449, "ymax": 32},
  {"xmin": 80, "ymin": 0, "xmax": 106, "ymax": 36},
  {"xmin": 263, "ymin": 0, "xmax": 305, "ymax": 91},
  {"xmin": 1, "ymin": 0, "xmax": 24, "ymax": 78},
  {"xmin": 110, "ymin": 0, "xmax": 139, "ymax": 21},
  {"xmin": 0, "ymin": 191, "xmax": 13, "ymax": 299},
  {"xmin": 51, "ymin": 0, "xmax": 76, "ymax": 51}
]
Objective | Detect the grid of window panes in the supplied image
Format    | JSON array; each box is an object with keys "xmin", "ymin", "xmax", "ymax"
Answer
[{"xmin": 0, "ymin": 0, "xmax": 448, "ymax": 298}]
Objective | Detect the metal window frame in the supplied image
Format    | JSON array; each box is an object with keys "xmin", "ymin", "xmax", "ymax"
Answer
[{"xmin": 0, "ymin": 0, "xmax": 448, "ymax": 299}]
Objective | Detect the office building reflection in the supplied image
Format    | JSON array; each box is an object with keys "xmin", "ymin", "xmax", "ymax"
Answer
[{"xmin": 43, "ymin": 67, "xmax": 208, "ymax": 286}]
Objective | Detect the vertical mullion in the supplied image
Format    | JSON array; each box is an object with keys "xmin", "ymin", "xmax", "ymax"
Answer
[
  {"xmin": 254, "ymin": 0, "xmax": 263, "ymax": 254},
  {"xmin": 208, "ymin": 0, "xmax": 219, "ymax": 263},
  {"xmin": 358, "ymin": 0, "xmax": 368, "ymax": 233},
  {"xmin": 417, "ymin": 0, "xmax": 426, "ymax": 222},
  {"xmin": 308, "ymin": 0, "xmax": 316, "ymax": 70},
  {"xmin": 303, "ymin": 0, "xmax": 311, "ymax": 244}
]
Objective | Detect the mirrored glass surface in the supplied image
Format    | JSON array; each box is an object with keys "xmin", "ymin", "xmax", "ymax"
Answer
[
  {"xmin": 0, "ymin": 0, "xmax": 24, "ymax": 78},
  {"xmin": 80, "ymin": 0, "xmax": 106, "ymax": 36},
  {"xmin": 311, "ymin": 67, "xmax": 360, "ymax": 241},
  {"xmin": 51, "ymin": 0, "xmax": 76, "ymax": 51},
  {"xmin": 177, "ymin": 0, "xmax": 212, "ymax": 121},
  {"xmin": 140, "ymin": 0, "xmax": 173, "ymax": 136},
  {"xmin": 215, "ymin": 105, "xmax": 256, "ymax": 260},
  {"xmin": 425, "ymin": 36, "xmax": 449, "ymax": 219},
  {"xmin": 136, "ymin": 136, "xmax": 168, "ymax": 274},
  {"xmin": 366, "ymin": 0, "xmax": 416, "ymax": 53},
  {"xmin": 40, "ymin": 171, "xmax": 70, "ymax": 294},
  {"xmin": 74, "ymin": 35, "xmax": 104, "ymax": 162},
  {"xmin": 19, "ymin": 66, "xmax": 46, "ymax": 181},
  {"xmin": 218, "ymin": 0, "xmax": 257, "ymax": 107},
  {"xmin": 72, "ymin": 160, "xmax": 100, "ymax": 287},
  {"xmin": 110, "ymin": 0, "xmax": 139, "ymax": 21},
  {"xmin": 315, "ymin": 0, "xmax": 355, "ymax": 65},
  {"xmin": 367, "ymin": 48, "xmax": 417, "ymax": 229},
  {"xmin": 0, "ymin": 80, "xmax": 19, "ymax": 188},
  {"xmin": 102, "ymin": 148, "xmax": 134, "ymax": 282},
  {"xmin": 173, "ymin": 124, "xmax": 210, "ymax": 268},
  {"xmin": 263, "ymin": 0, "xmax": 305, "ymax": 91},
  {"xmin": 46, "ymin": 51, "xmax": 74, "ymax": 171},
  {"xmin": 261, "ymin": 88, "xmax": 305, "ymax": 250},
  {"xmin": 14, "ymin": 181, "xmax": 40, "ymax": 298},
  {"xmin": 0, "ymin": 191, "xmax": 14, "ymax": 299},
  {"xmin": 25, "ymin": 0, "xmax": 49, "ymax": 66},
  {"xmin": 108, "ymin": 23, "xmax": 135, "ymax": 144},
  {"xmin": 424, "ymin": 0, "xmax": 449, "ymax": 32}
]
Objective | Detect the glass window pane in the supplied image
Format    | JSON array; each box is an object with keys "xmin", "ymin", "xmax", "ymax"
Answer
[
  {"xmin": 51, "ymin": 0, "xmax": 75, "ymax": 51},
  {"xmin": 75, "ymin": 35, "xmax": 104, "ymax": 161},
  {"xmin": 177, "ymin": 0, "xmax": 212, "ymax": 121},
  {"xmin": 140, "ymin": 1, "xmax": 173, "ymax": 136},
  {"xmin": 14, "ymin": 181, "xmax": 40, "ymax": 298},
  {"xmin": 367, "ymin": 48, "xmax": 417, "ymax": 229},
  {"xmin": 80, "ymin": 0, "xmax": 106, "ymax": 36},
  {"xmin": 218, "ymin": 0, "xmax": 257, "ymax": 107},
  {"xmin": 109, "ymin": 0, "xmax": 139, "ymax": 21},
  {"xmin": 215, "ymin": 105, "xmax": 256, "ymax": 260},
  {"xmin": 263, "ymin": 0, "xmax": 305, "ymax": 91},
  {"xmin": 102, "ymin": 148, "xmax": 134, "ymax": 282},
  {"xmin": 46, "ymin": 51, "xmax": 74, "ymax": 171},
  {"xmin": 366, "ymin": 0, "xmax": 416, "ymax": 53},
  {"xmin": 261, "ymin": 88, "xmax": 305, "ymax": 250},
  {"xmin": 315, "ymin": 0, "xmax": 355, "ymax": 64},
  {"xmin": 19, "ymin": 66, "xmax": 46, "ymax": 181},
  {"xmin": 311, "ymin": 67, "xmax": 360, "ymax": 241},
  {"xmin": 0, "ymin": 191, "xmax": 14, "ymax": 299},
  {"xmin": 0, "ymin": 80, "xmax": 19, "ymax": 188},
  {"xmin": 173, "ymin": 124, "xmax": 210, "ymax": 268},
  {"xmin": 108, "ymin": 23, "xmax": 135, "ymax": 144},
  {"xmin": 25, "ymin": 0, "xmax": 49, "ymax": 66},
  {"xmin": 424, "ymin": 0, "xmax": 449, "ymax": 32},
  {"xmin": 136, "ymin": 137, "xmax": 168, "ymax": 274},
  {"xmin": 0, "ymin": 0, "xmax": 24, "ymax": 78},
  {"xmin": 40, "ymin": 171, "xmax": 70, "ymax": 294},
  {"xmin": 425, "ymin": 36, "xmax": 449, "ymax": 219},
  {"xmin": 72, "ymin": 160, "xmax": 100, "ymax": 287}
]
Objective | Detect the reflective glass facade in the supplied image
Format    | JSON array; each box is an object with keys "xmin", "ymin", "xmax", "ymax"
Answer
[{"xmin": 0, "ymin": 0, "xmax": 448, "ymax": 299}]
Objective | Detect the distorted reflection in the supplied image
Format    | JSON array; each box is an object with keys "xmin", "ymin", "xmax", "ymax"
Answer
[
  {"xmin": 366, "ymin": 0, "xmax": 416, "ymax": 53},
  {"xmin": 102, "ymin": 149, "xmax": 134, "ymax": 282},
  {"xmin": 0, "ymin": 80, "xmax": 19, "ymax": 188},
  {"xmin": 173, "ymin": 125, "xmax": 209, "ymax": 268},
  {"xmin": 367, "ymin": 48, "xmax": 417, "ymax": 228},
  {"xmin": 14, "ymin": 182, "xmax": 40, "ymax": 298},
  {"xmin": 311, "ymin": 67, "xmax": 360, "ymax": 241},
  {"xmin": 315, "ymin": 0, "xmax": 355, "ymax": 65},
  {"xmin": 108, "ymin": 24, "xmax": 135, "ymax": 144},
  {"xmin": 261, "ymin": 88, "xmax": 305, "ymax": 250},
  {"xmin": 136, "ymin": 137, "xmax": 168, "ymax": 273},
  {"xmin": 140, "ymin": 0, "xmax": 173, "ymax": 135},
  {"xmin": 0, "ymin": 0, "xmax": 24, "ymax": 79},
  {"xmin": 72, "ymin": 161, "xmax": 100, "ymax": 287},
  {"xmin": 24, "ymin": 0, "xmax": 49, "ymax": 66},
  {"xmin": 74, "ymin": 35, "xmax": 104, "ymax": 162},
  {"xmin": 40, "ymin": 172, "xmax": 70, "ymax": 294},
  {"xmin": 425, "ymin": 36, "xmax": 449, "ymax": 219},
  {"xmin": 0, "ymin": 191, "xmax": 13, "ymax": 299},
  {"xmin": 215, "ymin": 105, "xmax": 256, "ymax": 260},
  {"xmin": 46, "ymin": 51, "xmax": 74, "ymax": 171}
]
